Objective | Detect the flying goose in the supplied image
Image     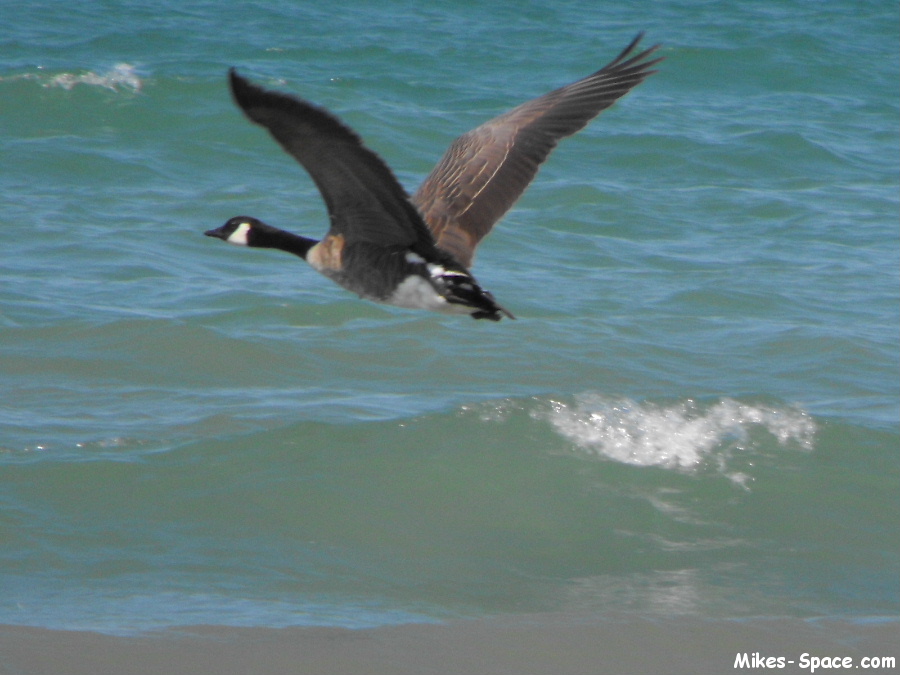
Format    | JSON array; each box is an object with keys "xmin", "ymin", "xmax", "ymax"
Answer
[{"xmin": 205, "ymin": 34, "xmax": 661, "ymax": 320}]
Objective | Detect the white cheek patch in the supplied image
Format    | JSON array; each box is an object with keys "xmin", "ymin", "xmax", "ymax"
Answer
[{"xmin": 226, "ymin": 222, "xmax": 252, "ymax": 246}]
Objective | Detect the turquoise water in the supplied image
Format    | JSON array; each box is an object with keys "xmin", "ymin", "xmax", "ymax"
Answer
[{"xmin": 1, "ymin": 0, "xmax": 897, "ymax": 634}]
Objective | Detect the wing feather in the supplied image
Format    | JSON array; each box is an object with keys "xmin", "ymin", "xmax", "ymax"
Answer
[
  {"xmin": 413, "ymin": 33, "xmax": 662, "ymax": 267},
  {"xmin": 229, "ymin": 70, "xmax": 434, "ymax": 249}
]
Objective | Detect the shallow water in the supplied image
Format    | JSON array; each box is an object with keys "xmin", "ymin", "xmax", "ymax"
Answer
[{"xmin": 1, "ymin": 0, "xmax": 897, "ymax": 634}]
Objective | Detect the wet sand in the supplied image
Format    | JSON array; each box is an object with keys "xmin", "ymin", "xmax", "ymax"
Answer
[{"xmin": 1, "ymin": 614, "xmax": 897, "ymax": 675}]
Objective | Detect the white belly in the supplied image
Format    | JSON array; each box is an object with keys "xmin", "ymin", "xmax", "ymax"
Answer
[{"xmin": 384, "ymin": 275, "xmax": 471, "ymax": 315}]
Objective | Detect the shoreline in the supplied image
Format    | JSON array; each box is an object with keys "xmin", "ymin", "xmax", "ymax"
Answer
[{"xmin": 1, "ymin": 613, "xmax": 897, "ymax": 675}]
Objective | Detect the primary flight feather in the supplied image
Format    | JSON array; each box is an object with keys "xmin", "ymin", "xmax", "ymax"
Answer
[{"xmin": 205, "ymin": 33, "xmax": 662, "ymax": 320}]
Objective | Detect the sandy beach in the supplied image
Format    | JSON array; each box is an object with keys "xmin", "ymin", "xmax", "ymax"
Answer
[{"xmin": 2, "ymin": 613, "xmax": 897, "ymax": 675}]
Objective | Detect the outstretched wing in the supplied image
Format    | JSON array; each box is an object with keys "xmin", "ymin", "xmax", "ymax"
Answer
[
  {"xmin": 412, "ymin": 33, "xmax": 662, "ymax": 268},
  {"xmin": 229, "ymin": 70, "xmax": 434, "ymax": 250}
]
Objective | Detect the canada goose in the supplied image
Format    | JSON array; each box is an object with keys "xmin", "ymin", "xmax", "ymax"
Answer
[{"xmin": 205, "ymin": 34, "xmax": 661, "ymax": 320}]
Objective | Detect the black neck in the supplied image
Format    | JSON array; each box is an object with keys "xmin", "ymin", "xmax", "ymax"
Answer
[{"xmin": 253, "ymin": 227, "xmax": 317, "ymax": 259}]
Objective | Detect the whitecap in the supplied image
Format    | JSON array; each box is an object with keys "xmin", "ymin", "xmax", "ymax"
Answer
[
  {"xmin": 46, "ymin": 63, "xmax": 142, "ymax": 92},
  {"xmin": 533, "ymin": 395, "xmax": 815, "ymax": 484}
]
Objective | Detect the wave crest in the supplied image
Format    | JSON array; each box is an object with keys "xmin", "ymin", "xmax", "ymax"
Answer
[
  {"xmin": 533, "ymin": 395, "xmax": 816, "ymax": 485},
  {"xmin": 46, "ymin": 63, "xmax": 142, "ymax": 92}
]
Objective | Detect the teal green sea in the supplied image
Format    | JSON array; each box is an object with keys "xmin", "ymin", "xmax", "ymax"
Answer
[{"xmin": 1, "ymin": 0, "xmax": 898, "ymax": 634}]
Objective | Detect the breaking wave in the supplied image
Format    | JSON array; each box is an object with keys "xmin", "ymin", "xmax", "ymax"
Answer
[
  {"xmin": 534, "ymin": 395, "xmax": 816, "ymax": 485},
  {"xmin": 45, "ymin": 63, "xmax": 142, "ymax": 92}
]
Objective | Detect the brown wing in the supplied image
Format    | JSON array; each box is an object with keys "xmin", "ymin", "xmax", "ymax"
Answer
[{"xmin": 412, "ymin": 33, "xmax": 662, "ymax": 268}]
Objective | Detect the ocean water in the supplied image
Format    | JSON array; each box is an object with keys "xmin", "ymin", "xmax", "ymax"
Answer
[{"xmin": 1, "ymin": 0, "xmax": 897, "ymax": 636}]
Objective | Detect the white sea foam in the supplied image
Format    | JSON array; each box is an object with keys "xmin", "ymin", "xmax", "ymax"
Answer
[
  {"xmin": 46, "ymin": 63, "xmax": 142, "ymax": 92},
  {"xmin": 533, "ymin": 395, "xmax": 816, "ymax": 485}
]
